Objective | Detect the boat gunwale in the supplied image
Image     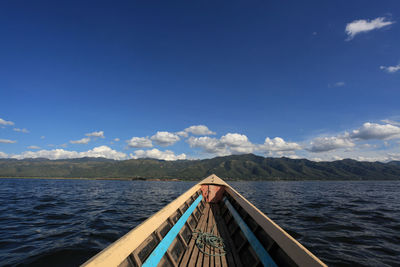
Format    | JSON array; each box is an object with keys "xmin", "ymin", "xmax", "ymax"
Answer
[
  {"xmin": 224, "ymin": 185, "xmax": 327, "ymax": 267},
  {"xmin": 81, "ymin": 183, "xmax": 202, "ymax": 267}
]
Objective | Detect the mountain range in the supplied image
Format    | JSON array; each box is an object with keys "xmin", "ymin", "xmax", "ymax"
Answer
[{"xmin": 1, "ymin": 154, "xmax": 400, "ymax": 180}]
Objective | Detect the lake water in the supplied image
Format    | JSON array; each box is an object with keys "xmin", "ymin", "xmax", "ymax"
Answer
[{"xmin": 0, "ymin": 179, "xmax": 399, "ymax": 266}]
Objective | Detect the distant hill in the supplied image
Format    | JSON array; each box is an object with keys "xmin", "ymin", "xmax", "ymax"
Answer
[{"xmin": 1, "ymin": 154, "xmax": 400, "ymax": 180}]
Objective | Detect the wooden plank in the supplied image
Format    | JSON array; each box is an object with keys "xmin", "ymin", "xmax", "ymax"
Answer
[
  {"xmin": 194, "ymin": 204, "xmax": 211, "ymax": 267},
  {"xmin": 210, "ymin": 204, "xmax": 226, "ymax": 267},
  {"xmin": 180, "ymin": 204, "xmax": 209, "ymax": 267},
  {"xmin": 215, "ymin": 204, "xmax": 242, "ymax": 267},
  {"xmin": 82, "ymin": 184, "xmax": 201, "ymax": 267},
  {"xmin": 203, "ymin": 203, "xmax": 214, "ymax": 267}
]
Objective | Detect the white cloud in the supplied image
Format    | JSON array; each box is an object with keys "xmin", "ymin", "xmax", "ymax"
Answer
[
  {"xmin": 188, "ymin": 133, "xmax": 300, "ymax": 156},
  {"xmin": 85, "ymin": 131, "xmax": 105, "ymax": 138},
  {"xmin": 220, "ymin": 133, "xmax": 249, "ymax": 146},
  {"xmin": 354, "ymin": 153, "xmax": 400, "ymax": 162},
  {"xmin": 380, "ymin": 64, "xmax": 400, "ymax": 73},
  {"xmin": 260, "ymin": 137, "xmax": 301, "ymax": 152},
  {"xmin": 13, "ymin": 149, "xmax": 80, "ymax": 160},
  {"xmin": 27, "ymin": 145, "xmax": 40, "ymax": 149},
  {"xmin": 127, "ymin": 137, "xmax": 153, "ymax": 148},
  {"xmin": 70, "ymin": 137, "xmax": 91, "ymax": 144},
  {"xmin": 114, "ymin": 138, "xmax": 120, "ymax": 142},
  {"xmin": 184, "ymin": 125, "xmax": 216, "ymax": 135},
  {"xmin": 131, "ymin": 148, "xmax": 186, "ymax": 161},
  {"xmin": 308, "ymin": 136, "xmax": 355, "ymax": 152},
  {"xmin": 220, "ymin": 133, "xmax": 255, "ymax": 154},
  {"xmin": 151, "ymin": 131, "xmax": 180, "ymax": 146},
  {"xmin": 176, "ymin": 131, "xmax": 189, "ymax": 138},
  {"xmin": 81, "ymin": 146, "xmax": 126, "ymax": 159},
  {"xmin": 11, "ymin": 146, "xmax": 127, "ymax": 160},
  {"xmin": 345, "ymin": 17, "xmax": 394, "ymax": 40},
  {"xmin": 0, "ymin": 118, "xmax": 14, "ymax": 126},
  {"xmin": 351, "ymin": 122, "xmax": 400, "ymax": 140},
  {"xmin": 188, "ymin": 133, "xmax": 255, "ymax": 155},
  {"xmin": 381, "ymin": 119, "xmax": 400, "ymax": 126},
  {"xmin": 0, "ymin": 151, "xmax": 7, "ymax": 158},
  {"xmin": 0, "ymin": 139, "xmax": 17, "ymax": 144},
  {"xmin": 13, "ymin": 128, "xmax": 29, "ymax": 133},
  {"xmin": 187, "ymin": 136, "xmax": 228, "ymax": 155}
]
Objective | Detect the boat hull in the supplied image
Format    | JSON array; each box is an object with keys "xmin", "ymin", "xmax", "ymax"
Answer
[{"xmin": 82, "ymin": 175, "xmax": 326, "ymax": 267}]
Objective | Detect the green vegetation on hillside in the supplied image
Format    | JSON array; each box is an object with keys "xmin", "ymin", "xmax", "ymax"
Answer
[{"xmin": 1, "ymin": 154, "xmax": 400, "ymax": 180}]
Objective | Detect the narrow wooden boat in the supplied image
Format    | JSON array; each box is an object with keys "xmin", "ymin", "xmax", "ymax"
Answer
[{"xmin": 82, "ymin": 175, "xmax": 326, "ymax": 267}]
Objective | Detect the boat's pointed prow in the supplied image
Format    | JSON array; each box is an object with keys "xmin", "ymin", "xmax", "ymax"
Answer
[{"xmin": 199, "ymin": 174, "xmax": 229, "ymax": 186}]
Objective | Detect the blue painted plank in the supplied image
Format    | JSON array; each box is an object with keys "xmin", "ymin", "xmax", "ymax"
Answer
[
  {"xmin": 142, "ymin": 194, "xmax": 203, "ymax": 267},
  {"xmin": 223, "ymin": 197, "xmax": 278, "ymax": 267}
]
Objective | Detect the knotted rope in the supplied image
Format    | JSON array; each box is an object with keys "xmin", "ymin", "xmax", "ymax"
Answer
[{"xmin": 192, "ymin": 225, "xmax": 227, "ymax": 256}]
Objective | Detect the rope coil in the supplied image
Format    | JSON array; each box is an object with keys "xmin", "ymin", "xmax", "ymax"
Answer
[{"xmin": 192, "ymin": 225, "xmax": 227, "ymax": 256}]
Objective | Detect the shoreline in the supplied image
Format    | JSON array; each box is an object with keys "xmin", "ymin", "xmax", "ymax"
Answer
[
  {"xmin": 0, "ymin": 177, "xmax": 184, "ymax": 181},
  {"xmin": 1, "ymin": 177, "xmax": 399, "ymax": 181}
]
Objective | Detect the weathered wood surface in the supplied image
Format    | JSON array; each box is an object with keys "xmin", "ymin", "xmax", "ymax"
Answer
[
  {"xmin": 82, "ymin": 184, "xmax": 201, "ymax": 267},
  {"xmin": 179, "ymin": 203, "xmax": 235, "ymax": 267}
]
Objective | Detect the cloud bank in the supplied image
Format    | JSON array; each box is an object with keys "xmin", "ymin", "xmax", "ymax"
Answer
[
  {"xmin": 188, "ymin": 133, "xmax": 300, "ymax": 156},
  {"xmin": 351, "ymin": 122, "xmax": 400, "ymax": 140},
  {"xmin": 2, "ymin": 122, "xmax": 400, "ymax": 162},
  {"xmin": 10, "ymin": 146, "xmax": 127, "ymax": 160},
  {"xmin": 131, "ymin": 148, "xmax": 186, "ymax": 161},
  {"xmin": 308, "ymin": 136, "xmax": 355, "ymax": 152}
]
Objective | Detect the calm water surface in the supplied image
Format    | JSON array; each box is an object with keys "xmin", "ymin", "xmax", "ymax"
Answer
[{"xmin": 0, "ymin": 179, "xmax": 399, "ymax": 266}]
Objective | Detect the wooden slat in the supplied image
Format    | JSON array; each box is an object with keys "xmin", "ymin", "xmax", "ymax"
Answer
[
  {"xmin": 215, "ymin": 204, "xmax": 242, "ymax": 267},
  {"xmin": 203, "ymin": 204, "xmax": 214, "ymax": 267},
  {"xmin": 210, "ymin": 204, "xmax": 226, "ymax": 267},
  {"xmin": 82, "ymin": 184, "xmax": 201, "ymax": 267},
  {"xmin": 194, "ymin": 204, "xmax": 211, "ymax": 267},
  {"xmin": 179, "ymin": 204, "xmax": 209, "ymax": 267}
]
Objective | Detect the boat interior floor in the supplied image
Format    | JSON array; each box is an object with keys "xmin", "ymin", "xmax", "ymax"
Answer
[{"xmin": 179, "ymin": 203, "xmax": 244, "ymax": 267}]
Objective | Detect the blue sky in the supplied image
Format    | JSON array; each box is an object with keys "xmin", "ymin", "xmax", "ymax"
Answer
[{"xmin": 1, "ymin": 0, "xmax": 400, "ymax": 162}]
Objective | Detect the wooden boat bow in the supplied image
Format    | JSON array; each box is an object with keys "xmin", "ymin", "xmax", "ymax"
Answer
[{"xmin": 82, "ymin": 175, "xmax": 326, "ymax": 267}]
